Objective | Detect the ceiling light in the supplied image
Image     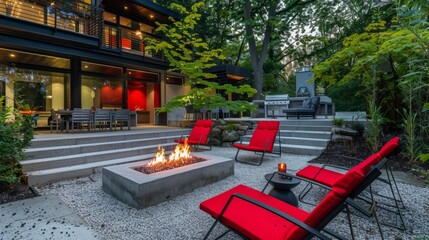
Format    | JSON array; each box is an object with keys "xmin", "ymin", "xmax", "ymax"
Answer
[
  {"xmin": 9, "ymin": 53, "xmax": 16, "ymax": 58},
  {"xmin": 84, "ymin": 65, "xmax": 88, "ymax": 68},
  {"xmin": 149, "ymin": 14, "xmax": 154, "ymax": 19},
  {"xmin": 124, "ymin": 6, "xmax": 128, "ymax": 10}
]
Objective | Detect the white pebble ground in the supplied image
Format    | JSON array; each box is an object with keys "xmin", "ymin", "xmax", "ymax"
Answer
[{"xmin": 37, "ymin": 147, "xmax": 429, "ymax": 239}]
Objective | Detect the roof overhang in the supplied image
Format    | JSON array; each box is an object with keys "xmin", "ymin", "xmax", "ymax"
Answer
[
  {"xmin": 207, "ymin": 64, "xmax": 250, "ymax": 81},
  {"xmin": 102, "ymin": 0, "xmax": 180, "ymax": 24}
]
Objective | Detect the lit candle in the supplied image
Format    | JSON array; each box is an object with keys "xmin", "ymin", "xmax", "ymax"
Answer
[{"xmin": 278, "ymin": 162, "xmax": 287, "ymax": 173}]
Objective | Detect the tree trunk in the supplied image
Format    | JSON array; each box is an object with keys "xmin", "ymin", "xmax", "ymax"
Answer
[
  {"xmin": 243, "ymin": 0, "xmax": 280, "ymax": 100},
  {"xmin": 253, "ymin": 67, "xmax": 264, "ymax": 100}
]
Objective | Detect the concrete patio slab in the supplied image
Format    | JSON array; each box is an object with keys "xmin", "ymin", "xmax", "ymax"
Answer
[{"xmin": 0, "ymin": 195, "xmax": 99, "ymax": 240}]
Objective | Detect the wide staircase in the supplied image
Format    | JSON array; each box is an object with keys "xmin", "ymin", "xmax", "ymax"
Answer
[
  {"xmin": 22, "ymin": 119, "xmax": 332, "ymax": 186},
  {"xmin": 22, "ymin": 128, "xmax": 190, "ymax": 186},
  {"xmin": 278, "ymin": 119, "xmax": 332, "ymax": 155}
]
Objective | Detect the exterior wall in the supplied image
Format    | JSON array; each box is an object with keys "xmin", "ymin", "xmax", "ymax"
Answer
[{"xmin": 0, "ymin": 0, "xmax": 177, "ymax": 126}]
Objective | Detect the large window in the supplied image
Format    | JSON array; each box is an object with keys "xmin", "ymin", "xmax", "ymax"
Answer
[
  {"xmin": 81, "ymin": 76, "xmax": 123, "ymax": 109},
  {"xmin": 0, "ymin": 66, "xmax": 68, "ymax": 111}
]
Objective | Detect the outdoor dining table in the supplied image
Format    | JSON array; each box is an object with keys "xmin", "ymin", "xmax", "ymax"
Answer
[
  {"xmin": 57, "ymin": 110, "xmax": 74, "ymax": 132},
  {"xmin": 57, "ymin": 109, "xmax": 128, "ymax": 132}
]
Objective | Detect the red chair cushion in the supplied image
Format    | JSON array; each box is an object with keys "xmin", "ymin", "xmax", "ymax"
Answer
[
  {"xmin": 331, "ymin": 168, "xmax": 365, "ymax": 197},
  {"xmin": 232, "ymin": 143, "xmax": 266, "ymax": 152},
  {"xmin": 296, "ymin": 165, "xmax": 343, "ymax": 187},
  {"xmin": 175, "ymin": 120, "xmax": 212, "ymax": 145},
  {"xmin": 200, "ymin": 184, "xmax": 309, "ymax": 240},
  {"xmin": 285, "ymin": 191, "xmax": 344, "ymax": 239},
  {"xmin": 238, "ymin": 121, "xmax": 279, "ymax": 153},
  {"xmin": 378, "ymin": 137, "xmax": 400, "ymax": 158},
  {"xmin": 188, "ymin": 120, "xmax": 212, "ymax": 144},
  {"xmin": 354, "ymin": 153, "xmax": 381, "ymax": 175}
]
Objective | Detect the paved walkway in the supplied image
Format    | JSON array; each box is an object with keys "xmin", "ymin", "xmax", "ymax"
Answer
[{"xmin": 0, "ymin": 195, "xmax": 99, "ymax": 240}]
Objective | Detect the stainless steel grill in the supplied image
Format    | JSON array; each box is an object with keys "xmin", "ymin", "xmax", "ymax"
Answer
[{"xmin": 264, "ymin": 94, "xmax": 289, "ymax": 118}]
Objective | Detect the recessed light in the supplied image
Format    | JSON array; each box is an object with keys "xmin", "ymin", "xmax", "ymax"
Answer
[
  {"xmin": 128, "ymin": 71, "xmax": 132, "ymax": 74},
  {"xmin": 149, "ymin": 14, "xmax": 154, "ymax": 19},
  {"xmin": 9, "ymin": 53, "xmax": 16, "ymax": 58},
  {"xmin": 84, "ymin": 65, "xmax": 88, "ymax": 68},
  {"xmin": 124, "ymin": 6, "xmax": 128, "ymax": 10}
]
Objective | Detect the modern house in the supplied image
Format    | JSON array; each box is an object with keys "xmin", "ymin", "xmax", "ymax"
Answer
[
  {"xmin": 0, "ymin": 0, "xmax": 191, "ymax": 126},
  {"xmin": 0, "ymin": 0, "xmax": 250, "ymax": 127}
]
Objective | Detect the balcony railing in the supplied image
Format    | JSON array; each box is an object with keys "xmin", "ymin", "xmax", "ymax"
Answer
[
  {"xmin": 102, "ymin": 26, "xmax": 164, "ymax": 60},
  {"xmin": 0, "ymin": 0, "xmax": 101, "ymax": 37},
  {"xmin": 1, "ymin": 0, "xmax": 163, "ymax": 60}
]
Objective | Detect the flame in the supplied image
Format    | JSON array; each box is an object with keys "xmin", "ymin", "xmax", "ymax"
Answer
[{"xmin": 147, "ymin": 138, "xmax": 192, "ymax": 167}]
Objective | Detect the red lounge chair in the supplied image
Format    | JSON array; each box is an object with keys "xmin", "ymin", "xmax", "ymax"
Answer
[
  {"xmin": 200, "ymin": 162, "xmax": 383, "ymax": 240},
  {"xmin": 233, "ymin": 121, "xmax": 281, "ymax": 166},
  {"xmin": 175, "ymin": 120, "xmax": 213, "ymax": 150},
  {"xmin": 296, "ymin": 137, "xmax": 404, "ymax": 230}
]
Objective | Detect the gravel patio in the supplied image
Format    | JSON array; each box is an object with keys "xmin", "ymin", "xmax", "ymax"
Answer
[{"xmin": 36, "ymin": 147, "xmax": 429, "ymax": 240}]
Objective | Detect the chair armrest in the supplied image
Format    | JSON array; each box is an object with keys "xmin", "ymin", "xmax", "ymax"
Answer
[
  {"xmin": 218, "ymin": 193, "xmax": 331, "ymax": 240},
  {"xmin": 287, "ymin": 173, "xmax": 333, "ymax": 191}
]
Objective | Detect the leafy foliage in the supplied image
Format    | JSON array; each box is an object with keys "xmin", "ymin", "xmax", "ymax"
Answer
[
  {"xmin": 366, "ymin": 99, "xmax": 385, "ymax": 153},
  {"xmin": 145, "ymin": 2, "xmax": 256, "ymax": 113},
  {"xmin": 332, "ymin": 118, "xmax": 345, "ymax": 127},
  {"xmin": 313, "ymin": 3, "xmax": 429, "ymax": 162},
  {"xmin": 0, "ymin": 97, "xmax": 34, "ymax": 191}
]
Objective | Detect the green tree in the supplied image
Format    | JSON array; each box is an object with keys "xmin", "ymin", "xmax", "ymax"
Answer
[
  {"xmin": 313, "ymin": 14, "xmax": 429, "ymax": 162},
  {"xmin": 145, "ymin": 2, "xmax": 256, "ymax": 113}
]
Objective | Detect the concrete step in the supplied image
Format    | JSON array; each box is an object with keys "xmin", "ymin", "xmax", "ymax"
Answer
[
  {"xmin": 28, "ymin": 129, "xmax": 189, "ymax": 148},
  {"xmin": 22, "ymin": 143, "xmax": 177, "ymax": 172},
  {"xmin": 239, "ymin": 141, "xmax": 324, "ymax": 155},
  {"xmin": 26, "ymin": 153, "xmax": 156, "ymax": 186},
  {"xmin": 280, "ymin": 144, "xmax": 325, "ymax": 155},
  {"xmin": 280, "ymin": 119, "xmax": 333, "ymax": 127},
  {"xmin": 280, "ymin": 130, "xmax": 332, "ymax": 139},
  {"xmin": 279, "ymin": 136, "xmax": 329, "ymax": 147},
  {"xmin": 24, "ymin": 135, "xmax": 182, "ymax": 159},
  {"xmin": 280, "ymin": 125, "xmax": 332, "ymax": 132}
]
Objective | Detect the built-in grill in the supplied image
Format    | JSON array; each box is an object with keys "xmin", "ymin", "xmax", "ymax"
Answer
[{"xmin": 264, "ymin": 94, "xmax": 290, "ymax": 118}]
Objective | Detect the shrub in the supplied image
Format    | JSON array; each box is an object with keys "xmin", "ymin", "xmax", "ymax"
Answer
[
  {"xmin": 332, "ymin": 118, "xmax": 345, "ymax": 127},
  {"xmin": 224, "ymin": 123, "xmax": 236, "ymax": 131},
  {"xmin": 0, "ymin": 97, "xmax": 34, "ymax": 191},
  {"xmin": 366, "ymin": 99, "xmax": 384, "ymax": 153},
  {"xmin": 350, "ymin": 121, "xmax": 365, "ymax": 136}
]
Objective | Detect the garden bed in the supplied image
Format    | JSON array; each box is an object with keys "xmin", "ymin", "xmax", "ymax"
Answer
[{"xmin": 310, "ymin": 135, "xmax": 429, "ymax": 180}]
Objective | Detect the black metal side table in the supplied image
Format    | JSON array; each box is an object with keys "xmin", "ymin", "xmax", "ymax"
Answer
[{"xmin": 264, "ymin": 173, "xmax": 301, "ymax": 207}]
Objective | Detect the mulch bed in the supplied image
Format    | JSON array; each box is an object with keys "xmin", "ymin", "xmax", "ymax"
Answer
[
  {"xmin": 310, "ymin": 135, "xmax": 428, "ymax": 173},
  {"xmin": 0, "ymin": 182, "xmax": 37, "ymax": 205}
]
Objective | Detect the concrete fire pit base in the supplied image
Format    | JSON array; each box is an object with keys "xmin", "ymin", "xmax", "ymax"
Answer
[{"xmin": 102, "ymin": 153, "xmax": 234, "ymax": 209}]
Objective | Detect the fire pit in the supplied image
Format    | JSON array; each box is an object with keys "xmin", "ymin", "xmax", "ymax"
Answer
[{"xmin": 102, "ymin": 141, "xmax": 234, "ymax": 209}]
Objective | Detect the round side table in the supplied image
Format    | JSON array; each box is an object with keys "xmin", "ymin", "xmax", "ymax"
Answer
[{"xmin": 264, "ymin": 172, "xmax": 301, "ymax": 207}]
